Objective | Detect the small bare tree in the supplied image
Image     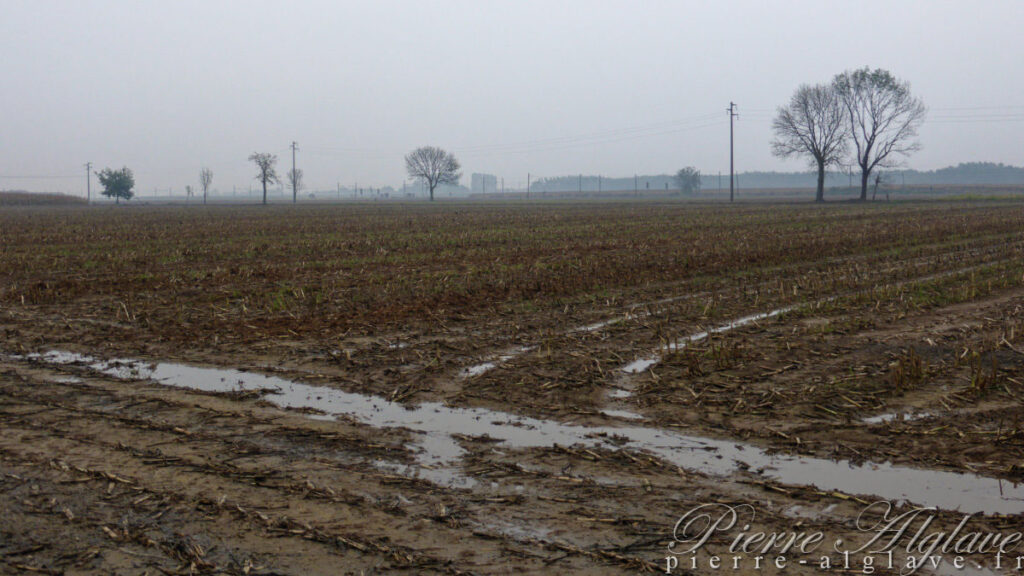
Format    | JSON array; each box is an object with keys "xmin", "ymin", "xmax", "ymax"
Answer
[
  {"xmin": 771, "ymin": 83, "xmax": 847, "ymax": 202},
  {"xmin": 248, "ymin": 153, "xmax": 278, "ymax": 205},
  {"xmin": 287, "ymin": 169, "xmax": 303, "ymax": 203},
  {"xmin": 833, "ymin": 68, "xmax": 927, "ymax": 201},
  {"xmin": 199, "ymin": 167, "xmax": 213, "ymax": 205},
  {"xmin": 405, "ymin": 146, "xmax": 461, "ymax": 201}
]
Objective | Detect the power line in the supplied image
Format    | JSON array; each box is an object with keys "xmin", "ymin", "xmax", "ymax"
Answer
[
  {"xmin": 460, "ymin": 120, "xmax": 728, "ymax": 158},
  {"xmin": 302, "ymin": 111, "xmax": 727, "ymax": 160},
  {"xmin": 454, "ymin": 112, "xmax": 723, "ymax": 153},
  {"xmin": 931, "ymin": 105, "xmax": 1024, "ymax": 111}
]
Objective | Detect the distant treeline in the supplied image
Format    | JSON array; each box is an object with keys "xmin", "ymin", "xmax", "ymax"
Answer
[
  {"xmin": 527, "ymin": 163, "xmax": 1024, "ymax": 192},
  {"xmin": 0, "ymin": 191, "xmax": 87, "ymax": 206}
]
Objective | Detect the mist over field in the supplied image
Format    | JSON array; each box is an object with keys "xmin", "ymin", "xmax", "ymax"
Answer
[
  {"xmin": 6, "ymin": 4, "xmax": 1024, "ymax": 573},
  {"xmin": 1, "ymin": 1, "xmax": 1022, "ymax": 196}
]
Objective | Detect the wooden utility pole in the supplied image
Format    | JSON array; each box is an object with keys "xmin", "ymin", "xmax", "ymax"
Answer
[
  {"xmin": 84, "ymin": 162, "xmax": 92, "ymax": 203},
  {"xmin": 727, "ymin": 102, "xmax": 738, "ymax": 202}
]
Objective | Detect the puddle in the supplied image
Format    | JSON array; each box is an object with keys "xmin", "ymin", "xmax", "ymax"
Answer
[
  {"xmin": 18, "ymin": 350, "xmax": 1024, "ymax": 515},
  {"xmin": 608, "ymin": 388, "xmax": 633, "ymax": 399},
  {"xmin": 863, "ymin": 410, "xmax": 936, "ymax": 425},
  {"xmin": 462, "ymin": 361, "xmax": 500, "ymax": 378},
  {"xmin": 619, "ymin": 261, "xmax": 1006, "ymax": 375},
  {"xmin": 460, "ymin": 291, "xmax": 704, "ymax": 378},
  {"xmin": 572, "ymin": 291, "xmax": 709, "ymax": 335},
  {"xmin": 782, "ymin": 502, "xmax": 838, "ymax": 521},
  {"xmin": 600, "ymin": 409, "xmax": 644, "ymax": 421},
  {"xmin": 622, "ymin": 307, "xmax": 795, "ymax": 373},
  {"xmin": 461, "ymin": 346, "xmax": 533, "ymax": 378},
  {"xmin": 376, "ymin": 460, "xmax": 478, "ymax": 489},
  {"xmin": 575, "ymin": 311, "xmax": 644, "ymax": 334}
]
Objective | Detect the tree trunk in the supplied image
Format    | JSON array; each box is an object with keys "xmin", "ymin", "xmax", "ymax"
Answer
[
  {"xmin": 860, "ymin": 170, "xmax": 869, "ymax": 201},
  {"xmin": 815, "ymin": 162, "xmax": 825, "ymax": 203},
  {"xmin": 429, "ymin": 185, "xmax": 435, "ymax": 201},
  {"xmin": 262, "ymin": 181, "xmax": 267, "ymax": 205}
]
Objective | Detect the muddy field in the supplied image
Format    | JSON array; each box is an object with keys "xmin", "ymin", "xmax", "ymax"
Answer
[{"xmin": 2, "ymin": 200, "xmax": 1024, "ymax": 575}]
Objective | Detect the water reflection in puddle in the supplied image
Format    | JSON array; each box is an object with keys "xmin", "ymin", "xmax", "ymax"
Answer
[
  {"xmin": 622, "ymin": 307, "xmax": 795, "ymax": 373},
  {"xmin": 600, "ymin": 409, "xmax": 644, "ymax": 421},
  {"xmin": 619, "ymin": 262, "xmax": 1005, "ymax": 376},
  {"xmin": 461, "ymin": 347, "xmax": 533, "ymax": 378},
  {"xmin": 863, "ymin": 410, "xmax": 936, "ymax": 425},
  {"xmin": 19, "ymin": 350, "xmax": 1024, "ymax": 515},
  {"xmin": 460, "ymin": 290, "xmax": 702, "ymax": 378}
]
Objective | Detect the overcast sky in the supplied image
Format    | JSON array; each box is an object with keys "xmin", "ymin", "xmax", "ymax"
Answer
[{"xmin": 2, "ymin": 0, "xmax": 1022, "ymax": 195}]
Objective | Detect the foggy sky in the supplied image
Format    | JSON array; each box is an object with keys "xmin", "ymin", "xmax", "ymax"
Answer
[{"xmin": 2, "ymin": 0, "xmax": 1022, "ymax": 195}]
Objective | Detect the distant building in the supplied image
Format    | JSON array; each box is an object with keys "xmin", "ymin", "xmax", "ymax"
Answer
[{"xmin": 471, "ymin": 173, "xmax": 498, "ymax": 194}]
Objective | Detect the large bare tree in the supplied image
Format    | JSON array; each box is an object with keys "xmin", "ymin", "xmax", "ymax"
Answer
[
  {"xmin": 199, "ymin": 167, "xmax": 213, "ymax": 205},
  {"xmin": 771, "ymin": 83, "xmax": 847, "ymax": 202},
  {"xmin": 248, "ymin": 153, "xmax": 278, "ymax": 205},
  {"xmin": 833, "ymin": 68, "xmax": 926, "ymax": 201},
  {"xmin": 405, "ymin": 146, "xmax": 461, "ymax": 201}
]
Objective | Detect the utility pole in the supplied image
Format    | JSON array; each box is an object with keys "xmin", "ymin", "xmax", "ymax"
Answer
[
  {"xmin": 290, "ymin": 141, "xmax": 298, "ymax": 203},
  {"xmin": 727, "ymin": 102, "xmax": 738, "ymax": 202},
  {"xmin": 84, "ymin": 162, "xmax": 92, "ymax": 203}
]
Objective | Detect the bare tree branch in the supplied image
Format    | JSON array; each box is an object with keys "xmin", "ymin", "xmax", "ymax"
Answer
[
  {"xmin": 404, "ymin": 146, "xmax": 461, "ymax": 201},
  {"xmin": 199, "ymin": 167, "xmax": 213, "ymax": 205},
  {"xmin": 248, "ymin": 153, "xmax": 278, "ymax": 206},
  {"xmin": 287, "ymin": 169, "xmax": 303, "ymax": 198},
  {"xmin": 771, "ymin": 83, "xmax": 848, "ymax": 202},
  {"xmin": 833, "ymin": 68, "xmax": 927, "ymax": 200}
]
